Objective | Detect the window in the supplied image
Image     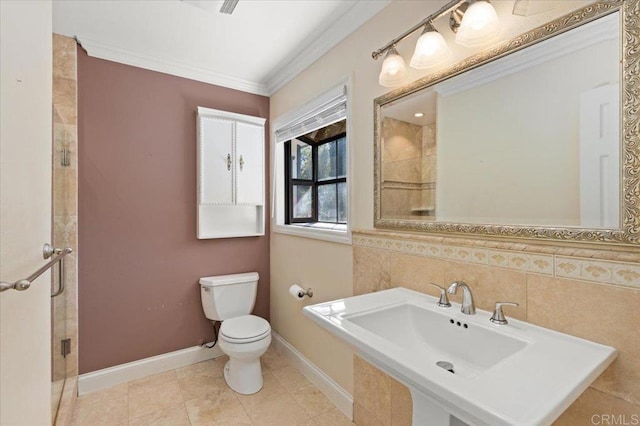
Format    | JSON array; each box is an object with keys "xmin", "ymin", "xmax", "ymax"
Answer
[
  {"xmin": 285, "ymin": 122, "xmax": 347, "ymax": 225},
  {"xmin": 272, "ymin": 82, "xmax": 350, "ymax": 242}
]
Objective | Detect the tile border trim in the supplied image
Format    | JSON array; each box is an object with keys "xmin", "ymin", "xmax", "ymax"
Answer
[{"xmin": 353, "ymin": 231, "xmax": 640, "ymax": 289}]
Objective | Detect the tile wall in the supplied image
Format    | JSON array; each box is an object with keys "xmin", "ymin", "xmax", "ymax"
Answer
[
  {"xmin": 352, "ymin": 229, "xmax": 640, "ymax": 425},
  {"xmin": 380, "ymin": 118, "xmax": 424, "ymax": 219},
  {"xmin": 380, "ymin": 118, "xmax": 437, "ymax": 220}
]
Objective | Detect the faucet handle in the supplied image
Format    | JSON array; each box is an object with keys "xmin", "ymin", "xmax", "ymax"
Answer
[
  {"xmin": 428, "ymin": 283, "xmax": 451, "ymax": 308},
  {"xmin": 490, "ymin": 302, "xmax": 519, "ymax": 325}
]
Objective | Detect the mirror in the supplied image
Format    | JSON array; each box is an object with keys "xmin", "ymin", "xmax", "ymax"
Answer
[{"xmin": 374, "ymin": 1, "xmax": 640, "ymax": 246}]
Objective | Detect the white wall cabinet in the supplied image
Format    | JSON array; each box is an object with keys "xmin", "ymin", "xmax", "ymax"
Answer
[{"xmin": 197, "ymin": 107, "xmax": 266, "ymax": 238}]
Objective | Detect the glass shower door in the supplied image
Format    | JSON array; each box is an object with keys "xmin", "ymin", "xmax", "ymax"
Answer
[{"xmin": 52, "ymin": 32, "xmax": 79, "ymax": 424}]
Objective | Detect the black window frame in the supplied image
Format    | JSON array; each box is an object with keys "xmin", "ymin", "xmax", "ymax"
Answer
[{"xmin": 285, "ymin": 132, "xmax": 347, "ymax": 225}]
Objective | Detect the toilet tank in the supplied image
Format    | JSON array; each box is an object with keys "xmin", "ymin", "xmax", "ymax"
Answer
[{"xmin": 200, "ymin": 272, "xmax": 259, "ymax": 321}]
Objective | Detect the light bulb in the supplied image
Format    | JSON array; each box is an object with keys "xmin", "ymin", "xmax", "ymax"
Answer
[
  {"xmin": 410, "ymin": 25, "xmax": 451, "ymax": 69},
  {"xmin": 455, "ymin": 0, "xmax": 501, "ymax": 48},
  {"xmin": 379, "ymin": 46, "xmax": 407, "ymax": 87}
]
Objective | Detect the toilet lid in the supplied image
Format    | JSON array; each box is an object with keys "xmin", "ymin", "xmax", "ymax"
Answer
[{"xmin": 220, "ymin": 315, "xmax": 270, "ymax": 343}]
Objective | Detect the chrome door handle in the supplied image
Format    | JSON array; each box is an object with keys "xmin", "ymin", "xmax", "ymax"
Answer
[
  {"xmin": 239, "ymin": 155, "xmax": 245, "ymax": 171},
  {"xmin": 226, "ymin": 154, "xmax": 232, "ymax": 171},
  {"xmin": 51, "ymin": 257, "xmax": 65, "ymax": 298},
  {"xmin": 0, "ymin": 244, "xmax": 72, "ymax": 294}
]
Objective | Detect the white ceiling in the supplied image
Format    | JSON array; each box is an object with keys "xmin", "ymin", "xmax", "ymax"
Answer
[
  {"xmin": 52, "ymin": 0, "xmax": 390, "ymax": 96},
  {"xmin": 383, "ymin": 89, "xmax": 437, "ymax": 127}
]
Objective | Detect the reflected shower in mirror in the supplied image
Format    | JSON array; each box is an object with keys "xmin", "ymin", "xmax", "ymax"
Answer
[{"xmin": 380, "ymin": 12, "xmax": 620, "ymax": 229}]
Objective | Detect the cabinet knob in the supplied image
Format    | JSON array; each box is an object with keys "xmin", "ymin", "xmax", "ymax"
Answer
[
  {"xmin": 226, "ymin": 154, "xmax": 231, "ymax": 171},
  {"xmin": 239, "ymin": 155, "xmax": 245, "ymax": 171}
]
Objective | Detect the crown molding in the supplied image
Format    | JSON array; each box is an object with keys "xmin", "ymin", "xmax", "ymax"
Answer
[
  {"xmin": 263, "ymin": 0, "xmax": 391, "ymax": 95},
  {"xmin": 76, "ymin": 36, "xmax": 270, "ymax": 96},
  {"xmin": 74, "ymin": 0, "xmax": 390, "ymax": 97}
]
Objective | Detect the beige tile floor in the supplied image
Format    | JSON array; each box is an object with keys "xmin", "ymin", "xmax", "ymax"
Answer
[{"xmin": 71, "ymin": 345, "xmax": 355, "ymax": 426}]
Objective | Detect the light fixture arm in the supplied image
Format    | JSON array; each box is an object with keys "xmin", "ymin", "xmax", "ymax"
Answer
[
  {"xmin": 449, "ymin": 2, "xmax": 469, "ymax": 33},
  {"xmin": 371, "ymin": 0, "xmax": 466, "ymax": 60}
]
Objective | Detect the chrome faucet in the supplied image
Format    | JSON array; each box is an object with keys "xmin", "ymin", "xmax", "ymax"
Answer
[{"xmin": 447, "ymin": 281, "xmax": 476, "ymax": 315}]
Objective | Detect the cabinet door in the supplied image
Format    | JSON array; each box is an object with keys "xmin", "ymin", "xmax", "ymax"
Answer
[
  {"xmin": 199, "ymin": 116, "xmax": 234, "ymax": 205},
  {"xmin": 235, "ymin": 121, "xmax": 264, "ymax": 205}
]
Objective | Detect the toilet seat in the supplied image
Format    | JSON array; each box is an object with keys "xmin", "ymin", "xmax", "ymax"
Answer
[{"xmin": 220, "ymin": 315, "xmax": 271, "ymax": 344}]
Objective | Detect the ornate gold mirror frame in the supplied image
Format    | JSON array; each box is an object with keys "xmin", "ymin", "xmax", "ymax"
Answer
[{"xmin": 374, "ymin": 0, "xmax": 640, "ymax": 247}]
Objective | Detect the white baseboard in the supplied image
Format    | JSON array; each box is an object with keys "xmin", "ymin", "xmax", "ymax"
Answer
[
  {"xmin": 78, "ymin": 333, "xmax": 354, "ymax": 421},
  {"xmin": 271, "ymin": 332, "xmax": 353, "ymax": 420},
  {"xmin": 78, "ymin": 343, "xmax": 223, "ymax": 395}
]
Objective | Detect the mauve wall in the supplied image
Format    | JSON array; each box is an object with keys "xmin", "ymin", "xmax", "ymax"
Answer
[{"xmin": 77, "ymin": 48, "xmax": 270, "ymax": 374}]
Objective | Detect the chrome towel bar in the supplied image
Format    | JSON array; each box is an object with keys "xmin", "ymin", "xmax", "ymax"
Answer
[{"xmin": 0, "ymin": 244, "xmax": 72, "ymax": 294}]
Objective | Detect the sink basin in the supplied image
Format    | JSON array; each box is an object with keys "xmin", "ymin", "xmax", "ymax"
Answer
[
  {"xmin": 345, "ymin": 303, "xmax": 527, "ymax": 379},
  {"xmin": 303, "ymin": 287, "xmax": 617, "ymax": 426}
]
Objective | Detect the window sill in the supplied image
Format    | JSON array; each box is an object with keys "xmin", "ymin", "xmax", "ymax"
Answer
[{"xmin": 273, "ymin": 223, "xmax": 351, "ymax": 244}]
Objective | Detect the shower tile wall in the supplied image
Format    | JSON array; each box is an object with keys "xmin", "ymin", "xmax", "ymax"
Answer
[
  {"xmin": 53, "ymin": 33, "xmax": 79, "ymax": 380},
  {"xmin": 421, "ymin": 122, "xmax": 436, "ymax": 212},
  {"xmin": 381, "ymin": 118, "xmax": 436, "ymax": 219},
  {"xmin": 352, "ymin": 230, "xmax": 640, "ymax": 425}
]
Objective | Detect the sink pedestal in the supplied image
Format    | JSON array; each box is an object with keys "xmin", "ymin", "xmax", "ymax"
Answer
[
  {"xmin": 303, "ymin": 288, "xmax": 618, "ymax": 425},
  {"xmin": 409, "ymin": 387, "xmax": 468, "ymax": 426}
]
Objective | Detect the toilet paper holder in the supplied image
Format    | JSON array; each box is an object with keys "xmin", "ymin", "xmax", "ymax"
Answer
[
  {"xmin": 299, "ymin": 287, "xmax": 313, "ymax": 298},
  {"xmin": 290, "ymin": 284, "xmax": 314, "ymax": 299}
]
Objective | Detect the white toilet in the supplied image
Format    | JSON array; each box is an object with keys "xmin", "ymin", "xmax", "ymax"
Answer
[{"xmin": 199, "ymin": 272, "xmax": 271, "ymax": 395}]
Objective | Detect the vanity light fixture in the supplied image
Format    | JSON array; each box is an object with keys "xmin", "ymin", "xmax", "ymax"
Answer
[
  {"xmin": 372, "ymin": 0, "xmax": 502, "ymax": 87},
  {"xmin": 378, "ymin": 46, "xmax": 408, "ymax": 87},
  {"xmin": 452, "ymin": 0, "xmax": 501, "ymax": 47},
  {"xmin": 410, "ymin": 23, "xmax": 452, "ymax": 69}
]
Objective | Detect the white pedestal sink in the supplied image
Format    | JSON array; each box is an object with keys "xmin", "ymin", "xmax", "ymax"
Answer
[{"xmin": 303, "ymin": 288, "xmax": 617, "ymax": 426}]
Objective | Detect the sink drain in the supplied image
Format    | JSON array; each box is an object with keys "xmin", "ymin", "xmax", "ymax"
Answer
[{"xmin": 436, "ymin": 361, "xmax": 455, "ymax": 374}]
